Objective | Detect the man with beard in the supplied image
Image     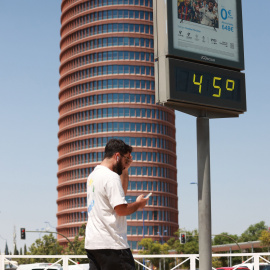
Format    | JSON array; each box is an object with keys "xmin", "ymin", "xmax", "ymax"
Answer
[
  {"xmin": 200, "ymin": 0, "xmax": 217, "ymax": 26},
  {"xmin": 85, "ymin": 139, "xmax": 149, "ymax": 270}
]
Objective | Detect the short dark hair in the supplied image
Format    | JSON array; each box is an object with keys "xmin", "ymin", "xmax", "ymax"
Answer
[{"xmin": 104, "ymin": 139, "xmax": 132, "ymax": 159}]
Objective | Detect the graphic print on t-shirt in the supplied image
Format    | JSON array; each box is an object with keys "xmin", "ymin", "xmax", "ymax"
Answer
[{"xmin": 87, "ymin": 178, "xmax": 95, "ymax": 214}]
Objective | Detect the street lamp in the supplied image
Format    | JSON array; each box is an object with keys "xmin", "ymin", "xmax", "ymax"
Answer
[
  {"xmin": 157, "ymin": 230, "xmax": 167, "ymax": 244},
  {"xmin": 36, "ymin": 228, "xmax": 46, "ymax": 238},
  {"xmin": 44, "ymin": 221, "xmax": 56, "ymax": 231},
  {"xmin": 127, "ymin": 196, "xmax": 145, "ymax": 270}
]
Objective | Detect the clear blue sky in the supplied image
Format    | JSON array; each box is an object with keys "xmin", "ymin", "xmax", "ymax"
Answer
[{"xmin": 0, "ymin": 1, "xmax": 269, "ymax": 253}]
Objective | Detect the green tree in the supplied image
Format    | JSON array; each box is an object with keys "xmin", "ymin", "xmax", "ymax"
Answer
[
  {"xmin": 259, "ymin": 230, "xmax": 270, "ymax": 252},
  {"xmin": 5, "ymin": 242, "xmax": 9, "ymax": 255},
  {"xmin": 13, "ymin": 244, "xmax": 19, "ymax": 255},
  {"xmin": 24, "ymin": 244, "xmax": 27, "ymax": 255},
  {"xmin": 239, "ymin": 221, "xmax": 267, "ymax": 242},
  {"xmin": 161, "ymin": 229, "xmax": 199, "ymax": 269},
  {"xmin": 212, "ymin": 233, "xmax": 239, "ymax": 246},
  {"xmin": 138, "ymin": 238, "xmax": 162, "ymax": 268},
  {"xmin": 138, "ymin": 238, "xmax": 161, "ymax": 254},
  {"xmin": 174, "ymin": 229, "xmax": 199, "ymax": 254},
  {"xmin": 65, "ymin": 224, "xmax": 88, "ymax": 263},
  {"xmin": 212, "ymin": 233, "xmax": 241, "ymax": 266},
  {"xmin": 27, "ymin": 233, "xmax": 63, "ymax": 263},
  {"xmin": 212, "ymin": 257, "xmax": 223, "ymax": 268}
]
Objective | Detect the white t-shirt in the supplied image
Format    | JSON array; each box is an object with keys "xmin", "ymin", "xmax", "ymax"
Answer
[{"xmin": 85, "ymin": 165, "xmax": 129, "ymax": 250}]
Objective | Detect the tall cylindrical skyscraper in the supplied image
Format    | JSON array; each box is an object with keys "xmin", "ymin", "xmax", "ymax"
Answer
[{"xmin": 57, "ymin": 0, "xmax": 178, "ymax": 250}]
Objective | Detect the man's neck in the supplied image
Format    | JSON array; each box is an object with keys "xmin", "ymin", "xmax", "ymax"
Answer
[{"xmin": 100, "ymin": 158, "xmax": 114, "ymax": 171}]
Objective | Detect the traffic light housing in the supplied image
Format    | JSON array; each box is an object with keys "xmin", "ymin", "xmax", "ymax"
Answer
[
  {"xmin": 180, "ymin": 233, "xmax": 186, "ymax": 244},
  {"xmin": 20, "ymin": 228, "xmax": 26, "ymax": 240}
]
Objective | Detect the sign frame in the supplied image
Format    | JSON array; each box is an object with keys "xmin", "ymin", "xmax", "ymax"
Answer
[
  {"xmin": 169, "ymin": 58, "xmax": 246, "ymax": 112},
  {"xmin": 155, "ymin": 57, "xmax": 246, "ymax": 118},
  {"xmin": 165, "ymin": 0, "xmax": 245, "ymax": 70}
]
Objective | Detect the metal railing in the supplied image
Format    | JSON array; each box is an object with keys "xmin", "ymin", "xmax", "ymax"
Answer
[{"xmin": 1, "ymin": 252, "xmax": 270, "ymax": 270}]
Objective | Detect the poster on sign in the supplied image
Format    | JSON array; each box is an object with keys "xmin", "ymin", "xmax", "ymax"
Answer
[{"xmin": 167, "ymin": 0, "xmax": 244, "ymax": 70}]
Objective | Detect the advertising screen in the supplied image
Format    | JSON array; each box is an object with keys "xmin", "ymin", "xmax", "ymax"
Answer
[{"xmin": 168, "ymin": 0, "xmax": 244, "ymax": 70}]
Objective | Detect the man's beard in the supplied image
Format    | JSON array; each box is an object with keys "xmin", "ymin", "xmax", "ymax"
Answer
[{"xmin": 113, "ymin": 160, "xmax": 124, "ymax": 175}]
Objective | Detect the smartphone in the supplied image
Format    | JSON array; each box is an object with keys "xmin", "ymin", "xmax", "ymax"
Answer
[{"xmin": 144, "ymin": 192, "xmax": 152, "ymax": 199}]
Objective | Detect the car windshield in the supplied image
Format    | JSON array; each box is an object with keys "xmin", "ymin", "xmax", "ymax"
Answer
[{"xmin": 260, "ymin": 266, "xmax": 270, "ymax": 270}]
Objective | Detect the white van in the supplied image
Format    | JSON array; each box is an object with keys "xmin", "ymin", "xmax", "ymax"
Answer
[
  {"xmin": 17, "ymin": 263, "xmax": 62, "ymax": 270},
  {"xmin": 68, "ymin": 264, "xmax": 89, "ymax": 270}
]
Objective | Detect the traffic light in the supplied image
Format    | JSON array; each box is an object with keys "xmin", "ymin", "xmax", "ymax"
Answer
[
  {"xmin": 180, "ymin": 233, "xmax": 186, "ymax": 244},
  {"xmin": 20, "ymin": 228, "xmax": 26, "ymax": 240}
]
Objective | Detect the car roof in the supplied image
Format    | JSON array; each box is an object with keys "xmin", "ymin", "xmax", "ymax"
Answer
[{"xmin": 216, "ymin": 267, "xmax": 250, "ymax": 270}]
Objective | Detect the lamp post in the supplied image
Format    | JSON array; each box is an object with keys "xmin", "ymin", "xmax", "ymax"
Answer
[
  {"xmin": 36, "ymin": 228, "xmax": 46, "ymax": 238},
  {"xmin": 44, "ymin": 221, "xmax": 57, "ymax": 231},
  {"xmin": 163, "ymin": 229, "xmax": 167, "ymax": 243},
  {"xmin": 142, "ymin": 207, "xmax": 145, "ymax": 270},
  {"xmin": 128, "ymin": 196, "xmax": 146, "ymax": 270},
  {"xmin": 157, "ymin": 230, "xmax": 167, "ymax": 244}
]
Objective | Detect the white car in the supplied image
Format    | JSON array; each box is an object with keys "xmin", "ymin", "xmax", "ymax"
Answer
[{"xmin": 233, "ymin": 263, "xmax": 270, "ymax": 270}]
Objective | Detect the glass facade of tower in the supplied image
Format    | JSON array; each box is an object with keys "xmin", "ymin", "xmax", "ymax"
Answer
[{"xmin": 57, "ymin": 0, "xmax": 178, "ymax": 250}]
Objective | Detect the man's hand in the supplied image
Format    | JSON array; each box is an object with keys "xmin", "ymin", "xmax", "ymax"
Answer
[
  {"xmin": 114, "ymin": 194, "xmax": 150, "ymax": 216},
  {"xmin": 136, "ymin": 194, "xmax": 149, "ymax": 209},
  {"xmin": 120, "ymin": 153, "xmax": 133, "ymax": 195},
  {"xmin": 123, "ymin": 153, "xmax": 133, "ymax": 170}
]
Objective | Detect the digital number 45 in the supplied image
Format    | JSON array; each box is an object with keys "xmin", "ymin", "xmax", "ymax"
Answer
[{"xmin": 193, "ymin": 74, "xmax": 235, "ymax": 97}]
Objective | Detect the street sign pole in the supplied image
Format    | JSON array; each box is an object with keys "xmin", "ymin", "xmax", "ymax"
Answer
[{"xmin": 197, "ymin": 117, "xmax": 212, "ymax": 270}]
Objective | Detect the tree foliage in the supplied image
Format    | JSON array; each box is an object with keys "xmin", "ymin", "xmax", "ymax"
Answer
[
  {"xmin": 138, "ymin": 238, "xmax": 170, "ymax": 269},
  {"xmin": 13, "ymin": 244, "xmax": 19, "ymax": 255},
  {"xmin": 212, "ymin": 232, "xmax": 239, "ymax": 246},
  {"xmin": 28, "ymin": 233, "xmax": 63, "ymax": 255},
  {"xmin": 259, "ymin": 230, "xmax": 270, "ymax": 251},
  {"xmin": 5, "ymin": 242, "xmax": 9, "ymax": 255},
  {"xmin": 65, "ymin": 224, "xmax": 88, "ymax": 263},
  {"xmin": 26, "ymin": 233, "xmax": 64, "ymax": 263},
  {"xmin": 137, "ymin": 229, "xmax": 200, "ymax": 269},
  {"xmin": 239, "ymin": 221, "xmax": 267, "ymax": 242}
]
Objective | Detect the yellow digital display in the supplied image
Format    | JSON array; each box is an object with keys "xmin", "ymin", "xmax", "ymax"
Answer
[
  {"xmin": 169, "ymin": 59, "xmax": 246, "ymax": 113},
  {"xmin": 176, "ymin": 69, "xmax": 241, "ymax": 102}
]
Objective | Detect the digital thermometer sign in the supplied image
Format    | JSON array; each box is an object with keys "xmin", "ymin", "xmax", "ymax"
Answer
[
  {"xmin": 154, "ymin": 0, "xmax": 246, "ymax": 118},
  {"xmin": 157, "ymin": 58, "xmax": 246, "ymax": 117}
]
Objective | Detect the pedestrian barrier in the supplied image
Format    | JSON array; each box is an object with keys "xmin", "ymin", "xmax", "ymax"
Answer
[{"xmin": 1, "ymin": 253, "xmax": 270, "ymax": 270}]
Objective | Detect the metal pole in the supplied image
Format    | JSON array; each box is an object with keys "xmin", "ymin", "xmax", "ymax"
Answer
[
  {"xmin": 0, "ymin": 254, "xmax": 4, "ymax": 270},
  {"xmin": 143, "ymin": 209, "xmax": 145, "ymax": 270},
  {"xmin": 197, "ymin": 117, "xmax": 212, "ymax": 270}
]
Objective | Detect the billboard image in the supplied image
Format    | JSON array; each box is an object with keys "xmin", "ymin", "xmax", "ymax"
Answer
[
  {"xmin": 167, "ymin": 0, "xmax": 244, "ymax": 69},
  {"xmin": 177, "ymin": 0, "xmax": 219, "ymax": 29}
]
